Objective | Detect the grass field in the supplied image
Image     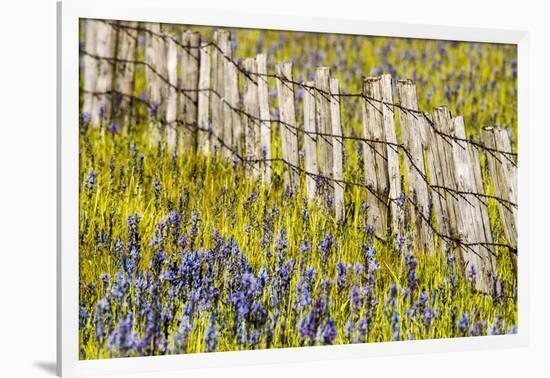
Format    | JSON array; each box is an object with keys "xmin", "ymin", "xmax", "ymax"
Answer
[{"xmin": 79, "ymin": 23, "xmax": 518, "ymax": 359}]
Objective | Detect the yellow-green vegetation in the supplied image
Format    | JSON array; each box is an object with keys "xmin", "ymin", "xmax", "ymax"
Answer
[
  {"xmin": 149, "ymin": 23, "xmax": 518, "ymax": 141},
  {"xmin": 79, "ymin": 24, "xmax": 517, "ymax": 359}
]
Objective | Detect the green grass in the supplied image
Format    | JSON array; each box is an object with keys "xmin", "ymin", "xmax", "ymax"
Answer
[
  {"xmin": 78, "ymin": 24, "xmax": 517, "ymax": 359},
  {"xmin": 79, "ymin": 124, "xmax": 517, "ymax": 358}
]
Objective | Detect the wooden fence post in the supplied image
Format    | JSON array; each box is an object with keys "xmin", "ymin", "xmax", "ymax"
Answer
[
  {"xmin": 379, "ymin": 74, "xmax": 403, "ymax": 234},
  {"xmin": 303, "ymin": 81, "xmax": 318, "ymax": 200},
  {"xmin": 362, "ymin": 77, "xmax": 389, "ymax": 237},
  {"xmin": 144, "ymin": 23, "xmax": 167, "ymax": 120},
  {"xmin": 165, "ymin": 32, "xmax": 179, "ymax": 148},
  {"xmin": 222, "ymin": 35, "xmax": 238, "ymax": 159},
  {"xmin": 112, "ymin": 21, "xmax": 138, "ymax": 127},
  {"xmin": 243, "ymin": 57, "xmax": 260, "ymax": 176},
  {"xmin": 197, "ymin": 43, "xmax": 212, "ymax": 155},
  {"xmin": 452, "ymin": 116, "xmax": 497, "ymax": 292},
  {"xmin": 179, "ymin": 30, "xmax": 201, "ymax": 151},
  {"xmin": 256, "ymin": 53, "xmax": 271, "ymax": 182},
  {"xmin": 396, "ymin": 79, "xmax": 434, "ymax": 252},
  {"xmin": 216, "ymin": 31, "xmax": 234, "ymax": 159},
  {"xmin": 144, "ymin": 23, "xmax": 156, "ymax": 109},
  {"xmin": 82, "ymin": 19, "xmax": 99, "ymax": 120},
  {"xmin": 432, "ymin": 106, "xmax": 462, "ymax": 258},
  {"xmin": 91, "ymin": 20, "xmax": 116, "ymax": 125},
  {"xmin": 330, "ymin": 77, "xmax": 345, "ymax": 221},
  {"xmin": 211, "ymin": 30, "xmax": 230, "ymax": 156},
  {"xmin": 315, "ymin": 67, "xmax": 334, "ymax": 200},
  {"xmin": 469, "ymin": 142, "xmax": 499, "ymax": 271},
  {"xmin": 425, "ymin": 113, "xmax": 451, "ymax": 248},
  {"xmin": 482, "ymin": 127, "xmax": 518, "ymax": 261},
  {"xmin": 223, "ymin": 40, "xmax": 240, "ymax": 159},
  {"xmin": 275, "ymin": 62, "xmax": 300, "ymax": 190},
  {"xmin": 224, "ymin": 50, "xmax": 241, "ymax": 157}
]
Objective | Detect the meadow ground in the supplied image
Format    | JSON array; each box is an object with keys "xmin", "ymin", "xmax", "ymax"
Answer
[{"xmin": 78, "ymin": 26, "xmax": 518, "ymax": 359}]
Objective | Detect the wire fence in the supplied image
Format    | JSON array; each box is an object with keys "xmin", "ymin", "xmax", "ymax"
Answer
[{"xmin": 79, "ymin": 19, "xmax": 518, "ymax": 293}]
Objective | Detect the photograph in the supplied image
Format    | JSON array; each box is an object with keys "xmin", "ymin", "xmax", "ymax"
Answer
[{"xmin": 77, "ymin": 18, "xmax": 518, "ymax": 360}]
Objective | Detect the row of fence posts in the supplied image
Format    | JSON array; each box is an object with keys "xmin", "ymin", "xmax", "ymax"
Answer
[{"xmin": 80, "ymin": 19, "xmax": 518, "ymax": 294}]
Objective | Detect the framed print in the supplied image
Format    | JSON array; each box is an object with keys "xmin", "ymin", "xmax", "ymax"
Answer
[{"xmin": 57, "ymin": 0, "xmax": 529, "ymax": 376}]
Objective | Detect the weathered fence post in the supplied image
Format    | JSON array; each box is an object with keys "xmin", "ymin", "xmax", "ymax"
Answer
[
  {"xmin": 218, "ymin": 32, "xmax": 236, "ymax": 158},
  {"xmin": 379, "ymin": 74, "xmax": 403, "ymax": 234},
  {"xmin": 315, "ymin": 67, "xmax": 334, "ymax": 200},
  {"xmin": 223, "ymin": 39, "xmax": 240, "ymax": 158},
  {"xmin": 197, "ymin": 43, "xmax": 212, "ymax": 155},
  {"xmin": 91, "ymin": 20, "xmax": 116, "ymax": 125},
  {"xmin": 425, "ymin": 113, "xmax": 452, "ymax": 248},
  {"xmin": 275, "ymin": 62, "xmax": 300, "ymax": 190},
  {"xmin": 482, "ymin": 127, "xmax": 518, "ymax": 266},
  {"xmin": 303, "ymin": 81, "xmax": 318, "ymax": 200},
  {"xmin": 211, "ymin": 30, "xmax": 230, "ymax": 156},
  {"xmin": 82, "ymin": 19, "xmax": 99, "ymax": 120},
  {"xmin": 165, "ymin": 32, "xmax": 179, "ymax": 148},
  {"xmin": 452, "ymin": 116, "xmax": 497, "ymax": 292},
  {"xmin": 362, "ymin": 77, "xmax": 389, "ymax": 237},
  {"xmin": 256, "ymin": 53, "xmax": 271, "ymax": 183},
  {"xmin": 224, "ymin": 52, "xmax": 241, "ymax": 156},
  {"xmin": 396, "ymin": 79, "xmax": 434, "ymax": 252},
  {"xmin": 113, "ymin": 21, "xmax": 138, "ymax": 127},
  {"xmin": 144, "ymin": 23, "xmax": 167, "ymax": 121},
  {"xmin": 469, "ymin": 142, "xmax": 500, "ymax": 272},
  {"xmin": 432, "ymin": 106, "xmax": 462, "ymax": 258},
  {"xmin": 329, "ymin": 77, "xmax": 345, "ymax": 221},
  {"xmin": 179, "ymin": 30, "xmax": 201, "ymax": 151},
  {"xmin": 243, "ymin": 57, "xmax": 260, "ymax": 176},
  {"xmin": 222, "ymin": 35, "xmax": 239, "ymax": 159}
]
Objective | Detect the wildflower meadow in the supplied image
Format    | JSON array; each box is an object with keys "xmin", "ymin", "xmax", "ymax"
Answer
[{"xmin": 78, "ymin": 20, "xmax": 518, "ymax": 359}]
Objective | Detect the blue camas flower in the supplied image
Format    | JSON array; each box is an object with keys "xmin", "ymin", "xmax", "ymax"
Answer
[
  {"xmin": 205, "ymin": 323, "xmax": 218, "ymax": 352},
  {"xmin": 322, "ymin": 318, "xmax": 337, "ymax": 345},
  {"xmin": 318, "ymin": 233, "xmax": 335, "ymax": 268},
  {"xmin": 80, "ymin": 112, "xmax": 92, "ymax": 128},
  {"xmin": 84, "ymin": 168, "xmax": 96, "ymax": 192},
  {"xmin": 467, "ymin": 265, "xmax": 477, "ymax": 285},
  {"xmin": 457, "ymin": 312, "xmax": 471, "ymax": 334}
]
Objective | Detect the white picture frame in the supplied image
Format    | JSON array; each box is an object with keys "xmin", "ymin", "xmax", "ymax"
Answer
[{"xmin": 57, "ymin": 0, "xmax": 530, "ymax": 376}]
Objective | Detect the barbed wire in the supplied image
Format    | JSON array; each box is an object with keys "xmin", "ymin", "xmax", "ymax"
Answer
[
  {"xmin": 80, "ymin": 23, "xmax": 518, "ymax": 256},
  {"xmin": 83, "ymin": 102, "xmax": 518, "ymax": 258},
  {"xmin": 101, "ymin": 20, "xmax": 201, "ymax": 62},
  {"xmin": 95, "ymin": 20, "xmax": 517, "ymax": 167},
  {"xmin": 80, "ymin": 35, "xmax": 517, "ymax": 165},
  {"xmin": 80, "ymin": 48, "xmax": 518, "ymax": 174},
  {"xmin": 82, "ymin": 82, "xmax": 517, "ymax": 212},
  {"xmin": 100, "ymin": 21, "xmax": 519, "ymax": 163}
]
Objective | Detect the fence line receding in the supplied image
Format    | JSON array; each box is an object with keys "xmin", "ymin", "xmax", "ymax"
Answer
[{"xmin": 79, "ymin": 19, "xmax": 518, "ymax": 294}]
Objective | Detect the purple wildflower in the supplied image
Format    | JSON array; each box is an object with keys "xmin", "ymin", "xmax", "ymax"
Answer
[
  {"xmin": 318, "ymin": 233, "xmax": 335, "ymax": 268},
  {"xmin": 109, "ymin": 313, "xmax": 136, "ymax": 355},
  {"xmin": 336, "ymin": 261, "xmax": 347, "ymax": 292},
  {"xmin": 80, "ymin": 112, "xmax": 92, "ymax": 128},
  {"xmin": 84, "ymin": 168, "xmax": 96, "ymax": 192},
  {"xmin": 467, "ymin": 265, "xmax": 477, "ymax": 285},
  {"xmin": 322, "ymin": 318, "xmax": 337, "ymax": 345},
  {"xmin": 457, "ymin": 312, "xmax": 471, "ymax": 334},
  {"xmin": 350, "ymin": 285, "xmax": 362, "ymax": 311},
  {"xmin": 470, "ymin": 320, "xmax": 486, "ymax": 337},
  {"xmin": 107, "ymin": 122, "xmax": 118, "ymax": 133},
  {"xmin": 205, "ymin": 322, "xmax": 218, "ymax": 352}
]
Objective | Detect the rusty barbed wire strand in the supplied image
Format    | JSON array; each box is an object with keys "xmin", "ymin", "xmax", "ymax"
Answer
[
  {"xmin": 80, "ymin": 35, "xmax": 517, "ymax": 163},
  {"xmin": 154, "ymin": 116, "xmax": 520, "ymax": 257},
  {"xmin": 80, "ymin": 85, "xmax": 518, "ymax": 256},
  {"xmin": 82, "ymin": 82, "xmax": 518, "ymax": 212},
  {"xmin": 80, "ymin": 24, "xmax": 519, "ymax": 256}
]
